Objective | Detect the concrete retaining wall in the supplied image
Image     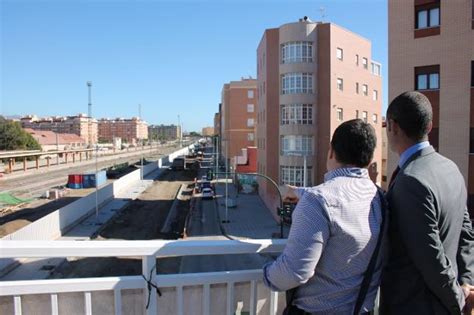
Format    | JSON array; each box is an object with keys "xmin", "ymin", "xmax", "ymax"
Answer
[{"xmin": 0, "ymin": 145, "xmax": 192, "ymax": 273}]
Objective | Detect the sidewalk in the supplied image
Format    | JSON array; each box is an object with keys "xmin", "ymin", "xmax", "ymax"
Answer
[{"xmin": 213, "ymin": 178, "xmax": 289, "ymax": 240}]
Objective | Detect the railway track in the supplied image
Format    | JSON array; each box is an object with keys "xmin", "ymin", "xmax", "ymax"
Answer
[{"xmin": 0, "ymin": 146, "xmax": 177, "ymax": 197}]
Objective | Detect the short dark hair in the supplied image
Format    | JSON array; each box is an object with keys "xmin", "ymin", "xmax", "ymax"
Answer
[
  {"xmin": 386, "ymin": 91, "xmax": 432, "ymax": 141},
  {"xmin": 331, "ymin": 119, "xmax": 376, "ymax": 168}
]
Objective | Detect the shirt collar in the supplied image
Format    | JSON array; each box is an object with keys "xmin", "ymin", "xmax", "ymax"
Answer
[
  {"xmin": 399, "ymin": 141, "xmax": 430, "ymax": 168},
  {"xmin": 324, "ymin": 167, "xmax": 369, "ymax": 182}
]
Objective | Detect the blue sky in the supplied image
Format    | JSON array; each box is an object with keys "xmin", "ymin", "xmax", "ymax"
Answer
[{"xmin": 1, "ymin": 0, "xmax": 387, "ymax": 132}]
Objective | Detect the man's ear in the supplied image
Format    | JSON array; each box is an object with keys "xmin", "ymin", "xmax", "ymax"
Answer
[
  {"xmin": 328, "ymin": 147, "xmax": 335, "ymax": 159},
  {"xmin": 389, "ymin": 119, "xmax": 400, "ymax": 135},
  {"xmin": 426, "ymin": 121, "xmax": 433, "ymax": 134}
]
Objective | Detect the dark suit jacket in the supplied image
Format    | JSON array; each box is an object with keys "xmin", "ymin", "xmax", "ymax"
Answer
[{"xmin": 380, "ymin": 146, "xmax": 474, "ymax": 315}]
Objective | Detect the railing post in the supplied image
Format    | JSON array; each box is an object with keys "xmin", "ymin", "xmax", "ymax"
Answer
[{"xmin": 142, "ymin": 255, "xmax": 158, "ymax": 315}]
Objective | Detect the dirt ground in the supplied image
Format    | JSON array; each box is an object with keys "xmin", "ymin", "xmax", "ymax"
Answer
[
  {"xmin": 49, "ymin": 168, "xmax": 197, "ymax": 279},
  {"xmin": 0, "ymin": 163, "xmax": 142, "ymax": 237}
]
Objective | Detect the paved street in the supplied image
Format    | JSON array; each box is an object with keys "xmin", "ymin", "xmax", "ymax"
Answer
[{"xmin": 179, "ymin": 145, "xmax": 287, "ymax": 274}]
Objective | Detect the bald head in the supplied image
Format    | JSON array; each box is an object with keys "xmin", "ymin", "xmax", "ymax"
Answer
[{"xmin": 387, "ymin": 91, "xmax": 433, "ymax": 142}]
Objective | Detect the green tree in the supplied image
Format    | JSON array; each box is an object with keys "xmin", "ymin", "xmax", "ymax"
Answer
[
  {"xmin": 189, "ymin": 131, "xmax": 201, "ymax": 137},
  {"xmin": 0, "ymin": 116, "xmax": 41, "ymax": 151}
]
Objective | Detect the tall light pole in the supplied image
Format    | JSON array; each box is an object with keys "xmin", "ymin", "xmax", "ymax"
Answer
[
  {"xmin": 87, "ymin": 81, "xmax": 92, "ymax": 147},
  {"xmin": 177, "ymin": 115, "xmax": 181, "ymax": 147},
  {"xmin": 86, "ymin": 81, "xmax": 98, "ymax": 219}
]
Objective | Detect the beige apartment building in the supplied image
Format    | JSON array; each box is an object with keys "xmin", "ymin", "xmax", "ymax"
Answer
[
  {"xmin": 21, "ymin": 114, "xmax": 98, "ymax": 145},
  {"xmin": 148, "ymin": 124, "xmax": 181, "ymax": 141},
  {"xmin": 257, "ymin": 18, "xmax": 383, "ymax": 213},
  {"xmin": 389, "ymin": 0, "xmax": 474, "ymax": 217},
  {"xmin": 98, "ymin": 117, "xmax": 148, "ymax": 143},
  {"xmin": 202, "ymin": 127, "xmax": 215, "ymax": 136},
  {"xmin": 220, "ymin": 78, "xmax": 257, "ymax": 163}
]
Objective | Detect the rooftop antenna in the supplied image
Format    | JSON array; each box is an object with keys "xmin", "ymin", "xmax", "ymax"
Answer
[{"xmin": 319, "ymin": 6, "xmax": 326, "ymax": 22}]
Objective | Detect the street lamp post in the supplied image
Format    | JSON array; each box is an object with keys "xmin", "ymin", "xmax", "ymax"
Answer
[{"xmin": 215, "ymin": 171, "xmax": 285, "ymax": 238}]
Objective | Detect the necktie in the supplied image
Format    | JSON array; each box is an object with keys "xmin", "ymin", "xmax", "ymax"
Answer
[{"xmin": 388, "ymin": 166, "xmax": 400, "ymax": 188}]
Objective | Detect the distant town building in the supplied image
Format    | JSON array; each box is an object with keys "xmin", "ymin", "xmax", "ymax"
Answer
[
  {"xmin": 389, "ymin": 0, "xmax": 474, "ymax": 216},
  {"xmin": 148, "ymin": 124, "xmax": 181, "ymax": 141},
  {"xmin": 98, "ymin": 117, "xmax": 148, "ymax": 143},
  {"xmin": 24, "ymin": 128, "xmax": 86, "ymax": 151},
  {"xmin": 20, "ymin": 114, "xmax": 98, "ymax": 145},
  {"xmin": 202, "ymin": 127, "xmax": 215, "ymax": 136},
  {"xmin": 257, "ymin": 18, "xmax": 382, "ymax": 212},
  {"xmin": 220, "ymin": 78, "xmax": 257, "ymax": 164}
]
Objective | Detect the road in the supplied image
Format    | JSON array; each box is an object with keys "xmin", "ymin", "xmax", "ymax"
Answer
[{"xmin": 179, "ymin": 145, "xmax": 271, "ymax": 274}]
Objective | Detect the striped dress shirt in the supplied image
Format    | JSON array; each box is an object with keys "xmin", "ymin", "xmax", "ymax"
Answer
[{"xmin": 263, "ymin": 167, "xmax": 384, "ymax": 314}]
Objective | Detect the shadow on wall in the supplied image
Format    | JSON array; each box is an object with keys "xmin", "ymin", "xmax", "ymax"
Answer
[{"xmin": 0, "ymin": 197, "xmax": 80, "ymax": 237}]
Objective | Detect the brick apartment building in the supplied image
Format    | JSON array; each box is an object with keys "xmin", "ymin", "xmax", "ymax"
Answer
[
  {"xmin": 220, "ymin": 78, "xmax": 257, "ymax": 164},
  {"xmin": 148, "ymin": 124, "xmax": 181, "ymax": 141},
  {"xmin": 98, "ymin": 117, "xmax": 148, "ymax": 143},
  {"xmin": 20, "ymin": 114, "xmax": 98, "ymax": 145},
  {"xmin": 257, "ymin": 18, "xmax": 382, "ymax": 213},
  {"xmin": 388, "ymin": 0, "xmax": 474, "ymax": 216}
]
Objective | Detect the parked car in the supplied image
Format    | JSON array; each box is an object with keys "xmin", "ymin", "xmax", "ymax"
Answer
[{"xmin": 201, "ymin": 187, "xmax": 214, "ymax": 199}]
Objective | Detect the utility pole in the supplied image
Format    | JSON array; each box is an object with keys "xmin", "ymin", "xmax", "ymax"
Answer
[
  {"xmin": 303, "ymin": 154, "xmax": 307, "ymax": 187},
  {"xmin": 139, "ymin": 104, "xmax": 143, "ymax": 180}
]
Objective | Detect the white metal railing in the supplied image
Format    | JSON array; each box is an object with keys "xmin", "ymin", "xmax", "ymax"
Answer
[{"xmin": 0, "ymin": 239, "xmax": 286, "ymax": 315}]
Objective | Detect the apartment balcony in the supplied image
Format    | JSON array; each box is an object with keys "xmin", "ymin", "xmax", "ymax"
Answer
[{"xmin": 0, "ymin": 239, "xmax": 287, "ymax": 315}]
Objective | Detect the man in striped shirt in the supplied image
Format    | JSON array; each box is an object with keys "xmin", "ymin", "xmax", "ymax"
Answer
[{"xmin": 263, "ymin": 119, "xmax": 384, "ymax": 314}]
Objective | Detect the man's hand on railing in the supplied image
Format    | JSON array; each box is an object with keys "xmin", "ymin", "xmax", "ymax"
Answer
[
  {"xmin": 463, "ymin": 284, "xmax": 474, "ymax": 315},
  {"xmin": 279, "ymin": 184, "xmax": 299, "ymax": 203}
]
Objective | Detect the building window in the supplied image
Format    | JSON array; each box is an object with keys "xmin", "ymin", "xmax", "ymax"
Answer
[
  {"xmin": 363, "ymin": 84, "xmax": 368, "ymax": 96},
  {"xmin": 362, "ymin": 111, "xmax": 368, "ymax": 123},
  {"xmin": 356, "ymin": 82, "xmax": 359, "ymax": 94},
  {"xmin": 280, "ymin": 165, "xmax": 312, "ymax": 187},
  {"xmin": 415, "ymin": 65, "xmax": 440, "ymax": 90},
  {"xmin": 281, "ymin": 135, "xmax": 313, "ymax": 156},
  {"xmin": 371, "ymin": 62, "xmax": 381, "ymax": 76},
  {"xmin": 280, "ymin": 104, "xmax": 313, "ymax": 125},
  {"xmin": 356, "ymin": 110, "xmax": 359, "ymax": 119},
  {"xmin": 416, "ymin": 6, "xmax": 440, "ymax": 29},
  {"xmin": 248, "ymin": 90, "xmax": 254, "ymax": 99},
  {"xmin": 337, "ymin": 108, "xmax": 343, "ymax": 121},
  {"xmin": 373, "ymin": 114, "xmax": 378, "ymax": 124},
  {"xmin": 337, "ymin": 48, "xmax": 343, "ymax": 60},
  {"xmin": 373, "ymin": 90, "xmax": 378, "ymax": 101},
  {"xmin": 247, "ymin": 104, "xmax": 254, "ymax": 113},
  {"xmin": 281, "ymin": 41, "xmax": 313, "ymax": 64},
  {"xmin": 247, "ymin": 118, "xmax": 254, "ymax": 127},
  {"xmin": 247, "ymin": 133, "xmax": 254, "ymax": 141},
  {"xmin": 281, "ymin": 73, "xmax": 313, "ymax": 94},
  {"xmin": 355, "ymin": 54, "xmax": 359, "ymax": 65},
  {"xmin": 362, "ymin": 57, "xmax": 368, "ymax": 69},
  {"xmin": 337, "ymin": 78, "xmax": 344, "ymax": 91}
]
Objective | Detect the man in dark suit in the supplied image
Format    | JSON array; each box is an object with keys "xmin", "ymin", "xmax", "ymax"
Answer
[{"xmin": 380, "ymin": 91, "xmax": 474, "ymax": 314}]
